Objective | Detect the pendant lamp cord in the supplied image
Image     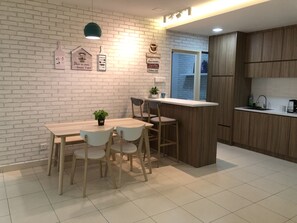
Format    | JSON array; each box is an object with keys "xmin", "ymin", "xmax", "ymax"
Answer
[{"xmin": 92, "ymin": 0, "xmax": 93, "ymax": 22}]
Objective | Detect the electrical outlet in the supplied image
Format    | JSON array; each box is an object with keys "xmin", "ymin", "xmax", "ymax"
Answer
[{"xmin": 40, "ymin": 143, "xmax": 48, "ymax": 151}]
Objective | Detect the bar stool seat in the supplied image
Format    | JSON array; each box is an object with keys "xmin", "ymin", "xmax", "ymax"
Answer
[{"xmin": 150, "ymin": 116, "xmax": 176, "ymax": 123}]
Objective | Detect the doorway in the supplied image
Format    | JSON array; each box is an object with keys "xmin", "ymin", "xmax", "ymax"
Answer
[{"xmin": 171, "ymin": 50, "xmax": 208, "ymax": 100}]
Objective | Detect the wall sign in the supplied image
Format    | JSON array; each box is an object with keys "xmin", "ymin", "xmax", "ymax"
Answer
[
  {"xmin": 54, "ymin": 41, "xmax": 65, "ymax": 70},
  {"xmin": 97, "ymin": 54, "xmax": 106, "ymax": 71},
  {"xmin": 146, "ymin": 42, "xmax": 160, "ymax": 73},
  {"xmin": 71, "ymin": 46, "xmax": 92, "ymax": 71}
]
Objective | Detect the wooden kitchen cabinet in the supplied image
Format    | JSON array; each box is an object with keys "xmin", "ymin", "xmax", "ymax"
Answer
[
  {"xmin": 262, "ymin": 28, "xmax": 283, "ymax": 61},
  {"xmin": 245, "ymin": 62, "xmax": 281, "ymax": 77},
  {"xmin": 208, "ymin": 76, "xmax": 234, "ymax": 126},
  {"xmin": 280, "ymin": 61, "xmax": 297, "ymax": 77},
  {"xmin": 289, "ymin": 118, "xmax": 297, "ymax": 159},
  {"xmin": 209, "ymin": 33, "xmax": 236, "ymax": 76},
  {"xmin": 233, "ymin": 110, "xmax": 250, "ymax": 146},
  {"xmin": 245, "ymin": 32, "xmax": 263, "ymax": 62},
  {"xmin": 249, "ymin": 112, "xmax": 268, "ymax": 151},
  {"xmin": 282, "ymin": 25, "xmax": 297, "ymax": 60},
  {"xmin": 267, "ymin": 115, "xmax": 290, "ymax": 156}
]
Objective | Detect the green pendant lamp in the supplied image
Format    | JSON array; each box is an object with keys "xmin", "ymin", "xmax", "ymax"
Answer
[{"xmin": 84, "ymin": 0, "xmax": 101, "ymax": 40}]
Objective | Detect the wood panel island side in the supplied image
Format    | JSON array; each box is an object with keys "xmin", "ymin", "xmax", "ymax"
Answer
[{"xmin": 146, "ymin": 98, "xmax": 218, "ymax": 168}]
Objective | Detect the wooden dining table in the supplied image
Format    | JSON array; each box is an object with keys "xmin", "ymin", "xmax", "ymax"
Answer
[{"xmin": 45, "ymin": 118, "xmax": 153, "ymax": 195}]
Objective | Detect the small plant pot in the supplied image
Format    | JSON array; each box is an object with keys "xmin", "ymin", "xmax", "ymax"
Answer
[
  {"xmin": 151, "ymin": 94, "xmax": 158, "ymax": 99},
  {"xmin": 98, "ymin": 119, "xmax": 105, "ymax": 126}
]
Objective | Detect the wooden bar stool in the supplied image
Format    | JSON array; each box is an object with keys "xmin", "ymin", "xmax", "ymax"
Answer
[
  {"xmin": 131, "ymin": 97, "xmax": 156, "ymax": 121},
  {"xmin": 146, "ymin": 100, "xmax": 179, "ymax": 167}
]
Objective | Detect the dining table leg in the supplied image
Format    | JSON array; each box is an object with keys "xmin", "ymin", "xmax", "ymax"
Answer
[
  {"xmin": 58, "ymin": 136, "xmax": 66, "ymax": 195},
  {"xmin": 144, "ymin": 128, "xmax": 152, "ymax": 174},
  {"xmin": 47, "ymin": 133, "xmax": 55, "ymax": 176}
]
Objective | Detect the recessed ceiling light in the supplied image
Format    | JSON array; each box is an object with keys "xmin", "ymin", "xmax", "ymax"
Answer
[{"xmin": 212, "ymin": 28, "xmax": 223, "ymax": 32}]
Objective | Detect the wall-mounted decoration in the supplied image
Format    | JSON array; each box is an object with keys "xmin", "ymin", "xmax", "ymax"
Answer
[
  {"xmin": 71, "ymin": 46, "xmax": 92, "ymax": 71},
  {"xmin": 54, "ymin": 41, "xmax": 65, "ymax": 70},
  {"xmin": 97, "ymin": 54, "xmax": 106, "ymax": 71},
  {"xmin": 146, "ymin": 42, "xmax": 161, "ymax": 73}
]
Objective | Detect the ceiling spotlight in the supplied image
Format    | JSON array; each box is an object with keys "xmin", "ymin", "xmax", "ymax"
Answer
[{"xmin": 212, "ymin": 28, "xmax": 223, "ymax": 32}]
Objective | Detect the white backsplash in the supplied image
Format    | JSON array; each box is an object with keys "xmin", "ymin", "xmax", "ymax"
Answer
[{"xmin": 251, "ymin": 78, "xmax": 297, "ymax": 111}]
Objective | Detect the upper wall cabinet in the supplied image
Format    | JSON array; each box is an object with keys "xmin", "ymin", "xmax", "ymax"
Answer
[
  {"xmin": 282, "ymin": 25, "xmax": 297, "ymax": 60},
  {"xmin": 262, "ymin": 28, "xmax": 283, "ymax": 61},
  {"xmin": 245, "ymin": 32, "xmax": 263, "ymax": 62},
  {"xmin": 209, "ymin": 33, "xmax": 237, "ymax": 76}
]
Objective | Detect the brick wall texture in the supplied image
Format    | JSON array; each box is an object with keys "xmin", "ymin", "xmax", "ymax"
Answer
[{"xmin": 0, "ymin": 0, "xmax": 208, "ymax": 166}]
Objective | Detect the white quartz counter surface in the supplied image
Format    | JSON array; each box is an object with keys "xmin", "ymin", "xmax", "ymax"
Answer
[
  {"xmin": 235, "ymin": 107, "xmax": 297, "ymax": 118},
  {"xmin": 146, "ymin": 98, "xmax": 218, "ymax": 107}
]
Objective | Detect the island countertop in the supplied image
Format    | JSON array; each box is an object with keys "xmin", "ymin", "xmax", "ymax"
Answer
[{"xmin": 146, "ymin": 98, "xmax": 218, "ymax": 107}]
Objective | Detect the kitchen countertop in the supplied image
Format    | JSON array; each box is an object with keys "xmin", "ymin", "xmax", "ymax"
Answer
[
  {"xmin": 235, "ymin": 107, "xmax": 297, "ymax": 118},
  {"xmin": 146, "ymin": 98, "xmax": 218, "ymax": 107}
]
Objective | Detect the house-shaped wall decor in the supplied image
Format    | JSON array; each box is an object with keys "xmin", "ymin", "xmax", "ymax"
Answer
[{"xmin": 71, "ymin": 46, "xmax": 92, "ymax": 71}]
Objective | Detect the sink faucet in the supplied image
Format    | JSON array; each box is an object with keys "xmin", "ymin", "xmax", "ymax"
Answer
[{"xmin": 256, "ymin": 95, "xmax": 267, "ymax": 109}]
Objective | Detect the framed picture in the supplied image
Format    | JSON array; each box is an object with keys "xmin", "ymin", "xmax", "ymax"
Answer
[
  {"xmin": 71, "ymin": 46, "xmax": 92, "ymax": 71},
  {"xmin": 98, "ymin": 54, "xmax": 106, "ymax": 71}
]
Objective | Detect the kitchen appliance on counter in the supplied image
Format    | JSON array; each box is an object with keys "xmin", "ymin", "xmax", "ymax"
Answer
[{"xmin": 287, "ymin": 99, "xmax": 297, "ymax": 113}]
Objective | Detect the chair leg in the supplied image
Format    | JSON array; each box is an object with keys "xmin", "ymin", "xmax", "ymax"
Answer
[
  {"xmin": 47, "ymin": 134, "xmax": 55, "ymax": 176},
  {"xmin": 106, "ymin": 157, "xmax": 117, "ymax": 189},
  {"xmin": 157, "ymin": 125, "xmax": 162, "ymax": 168},
  {"xmin": 70, "ymin": 154, "xmax": 77, "ymax": 185},
  {"xmin": 129, "ymin": 154, "xmax": 133, "ymax": 171},
  {"xmin": 99, "ymin": 160, "xmax": 103, "ymax": 178},
  {"xmin": 83, "ymin": 159, "xmax": 88, "ymax": 198},
  {"xmin": 137, "ymin": 151, "xmax": 148, "ymax": 182},
  {"xmin": 53, "ymin": 144, "xmax": 58, "ymax": 167},
  {"xmin": 176, "ymin": 122, "xmax": 179, "ymax": 162},
  {"xmin": 118, "ymin": 153, "xmax": 123, "ymax": 188}
]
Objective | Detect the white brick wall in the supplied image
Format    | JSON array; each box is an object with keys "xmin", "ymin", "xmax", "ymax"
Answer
[{"xmin": 0, "ymin": 0, "xmax": 208, "ymax": 166}]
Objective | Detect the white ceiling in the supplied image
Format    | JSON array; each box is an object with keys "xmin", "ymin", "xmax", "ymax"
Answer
[{"xmin": 55, "ymin": 0, "xmax": 297, "ymax": 36}]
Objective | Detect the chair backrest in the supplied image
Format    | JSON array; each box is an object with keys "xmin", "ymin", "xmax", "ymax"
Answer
[
  {"xmin": 80, "ymin": 127, "xmax": 114, "ymax": 146},
  {"xmin": 147, "ymin": 100, "xmax": 161, "ymax": 122},
  {"xmin": 116, "ymin": 125, "xmax": 144, "ymax": 141},
  {"xmin": 131, "ymin": 97, "xmax": 144, "ymax": 118}
]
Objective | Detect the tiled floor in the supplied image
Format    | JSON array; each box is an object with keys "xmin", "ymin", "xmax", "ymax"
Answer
[{"xmin": 1, "ymin": 143, "xmax": 297, "ymax": 223}]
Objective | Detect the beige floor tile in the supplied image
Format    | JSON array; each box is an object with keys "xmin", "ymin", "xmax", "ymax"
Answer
[
  {"xmin": 52, "ymin": 197, "xmax": 97, "ymax": 222},
  {"xmin": 211, "ymin": 213, "xmax": 249, "ymax": 223},
  {"xmin": 248, "ymin": 178, "xmax": 288, "ymax": 194},
  {"xmin": 89, "ymin": 189, "xmax": 129, "ymax": 210},
  {"xmin": 10, "ymin": 204, "xmax": 58, "ymax": 223},
  {"xmin": 0, "ymin": 187, "xmax": 7, "ymax": 200},
  {"xmin": 146, "ymin": 174, "xmax": 181, "ymax": 192},
  {"xmin": 101, "ymin": 201, "xmax": 147, "ymax": 223},
  {"xmin": 208, "ymin": 190, "xmax": 252, "ymax": 212},
  {"xmin": 185, "ymin": 179, "xmax": 225, "ymax": 197},
  {"xmin": 61, "ymin": 211, "xmax": 108, "ymax": 223},
  {"xmin": 0, "ymin": 199, "xmax": 9, "ymax": 217},
  {"xmin": 135, "ymin": 218, "xmax": 156, "ymax": 223},
  {"xmin": 8, "ymin": 191, "xmax": 50, "ymax": 214},
  {"xmin": 242, "ymin": 164, "xmax": 277, "ymax": 177},
  {"xmin": 152, "ymin": 207, "xmax": 202, "ymax": 223},
  {"xmin": 0, "ymin": 215, "xmax": 11, "ymax": 223},
  {"xmin": 203, "ymin": 173, "xmax": 243, "ymax": 189},
  {"xmin": 4, "ymin": 174, "xmax": 38, "ymax": 186},
  {"xmin": 182, "ymin": 198, "xmax": 230, "ymax": 223},
  {"xmin": 119, "ymin": 182, "xmax": 157, "ymax": 200},
  {"xmin": 38, "ymin": 173, "xmax": 71, "ymax": 191},
  {"xmin": 235, "ymin": 204, "xmax": 288, "ymax": 223},
  {"xmin": 265, "ymin": 173, "xmax": 297, "ymax": 186},
  {"xmin": 291, "ymin": 215, "xmax": 297, "ymax": 222},
  {"xmin": 133, "ymin": 193, "xmax": 177, "ymax": 216},
  {"xmin": 45, "ymin": 184, "xmax": 83, "ymax": 204},
  {"xmin": 229, "ymin": 184, "xmax": 271, "ymax": 202},
  {"xmin": 5, "ymin": 181, "xmax": 43, "ymax": 198},
  {"xmin": 161, "ymin": 186, "xmax": 202, "ymax": 205},
  {"xmin": 225, "ymin": 168, "xmax": 260, "ymax": 183},
  {"xmin": 276, "ymin": 188, "xmax": 297, "ymax": 204},
  {"xmin": 259, "ymin": 195, "xmax": 297, "ymax": 218}
]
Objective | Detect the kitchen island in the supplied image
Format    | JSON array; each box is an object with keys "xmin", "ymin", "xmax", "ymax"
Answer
[{"xmin": 146, "ymin": 98, "xmax": 218, "ymax": 167}]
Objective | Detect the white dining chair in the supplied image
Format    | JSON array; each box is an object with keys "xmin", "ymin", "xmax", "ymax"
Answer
[
  {"xmin": 111, "ymin": 125, "xmax": 148, "ymax": 187},
  {"xmin": 70, "ymin": 127, "xmax": 116, "ymax": 197}
]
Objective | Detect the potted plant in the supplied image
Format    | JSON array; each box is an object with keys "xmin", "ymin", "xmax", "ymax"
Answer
[
  {"xmin": 93, "ymin": 109, "xmax": 109, "ymax": 126},
  {"xmin": 149, "ymin": 86, "xmax": 159, "ymax": 98}
]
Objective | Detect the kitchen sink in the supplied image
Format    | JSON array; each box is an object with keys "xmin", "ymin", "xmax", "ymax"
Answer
[{"xmin": 244, "ymin": 106, "xmax": 272, "ymax": 111}]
